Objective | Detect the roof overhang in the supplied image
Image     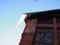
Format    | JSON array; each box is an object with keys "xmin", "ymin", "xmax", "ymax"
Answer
[{"xmin": 25, "ymin": 9, "xmax": 60, "ymax": 23}]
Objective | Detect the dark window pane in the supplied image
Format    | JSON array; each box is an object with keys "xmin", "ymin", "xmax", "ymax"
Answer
[
  {"xmin": 56, "ymin": 17, "xmax": 60, "ymax": 24},
  {"xmin": 37, "ymin": 28, "xmax": 52, "ymax": 32},
  {"xmin": 34, "ymin": 28, "xmax": 53, "ymax": 45},
  {"xmin": 35, "ymin": 32, "xmax": 40, "ymax": 43},
  {"xmin": 44, "ymin": 32, "xmax": 53, "ymax": 43},
  {"xmin": 34, "ymin": 43, "xmax": 39, "ymax": 45},
  {"xmin": 58, "ymin": 28, "xmax": 60, "ymax": 45},
  {"xmin": 40, "ymin": 44, "xmax": 53, "ymax": 45},
  {"xmin": 38, "ymin": 18, "xmax": 52, "ymax": 24}
]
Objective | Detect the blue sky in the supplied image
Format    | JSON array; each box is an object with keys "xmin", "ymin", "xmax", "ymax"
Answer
[{"xmin": 0, "ymin": 0, "xmax": 60, "ymax": 45}]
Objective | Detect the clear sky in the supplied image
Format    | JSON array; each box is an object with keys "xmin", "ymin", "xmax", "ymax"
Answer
[{"xmin": 0, "ymin": 0, "xmax": 60, "ymax": 45}]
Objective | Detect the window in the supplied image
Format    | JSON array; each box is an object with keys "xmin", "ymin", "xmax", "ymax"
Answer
[
  {"xmin": 35, "ymin": 32, "xmax": 40, "ymax": 43},
  {"xmin": 38, "ymin": 18, "xmax": 52, "ymax": 24},
  {"xmin": 44, "ymin": 32, "xmax": 53, "ymax": 43},
  {"xmin": 56, "ymin": 17, "xmax": 60, "ymax": 24},
  {"xmin": 34, "ymin": 43, "xmax": 39, "ymax": 45},
  {"xmin": 40, "ymin": 44, "xmax": 51, "ymax": 45},
  {"xmin": 34, "ymin": 28, "xmax": 53, "ymax": 45},
  {"xmin": 58, "ymin": 28, "xmax": 60, "ymax": 45}
]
